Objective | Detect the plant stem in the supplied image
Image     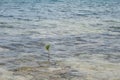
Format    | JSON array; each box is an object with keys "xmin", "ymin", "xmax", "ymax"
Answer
[{"xmin": 48, "ymin": 51, "xmax": 50, "ymax": 65}]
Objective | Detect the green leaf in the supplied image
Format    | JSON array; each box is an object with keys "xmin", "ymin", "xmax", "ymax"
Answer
[{"xmin": 45, "ymin": 44, "xmax": 50, "ymax": 51}]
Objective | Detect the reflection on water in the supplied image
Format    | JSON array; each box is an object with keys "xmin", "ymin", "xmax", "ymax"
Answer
[{"xmin": 0, "ymin": 0, "xmax": 120, "ymax": 80}]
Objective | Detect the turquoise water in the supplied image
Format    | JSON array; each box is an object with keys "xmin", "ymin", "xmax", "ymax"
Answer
[{"xmin": 0, "ymin": 0, "xmax": 120, "ymax": 70}]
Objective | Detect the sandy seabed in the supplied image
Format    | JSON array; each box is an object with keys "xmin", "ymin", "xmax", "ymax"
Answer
[{"xmin": 0, "ymin": 53, "xmax": 120, "ymax": 80}]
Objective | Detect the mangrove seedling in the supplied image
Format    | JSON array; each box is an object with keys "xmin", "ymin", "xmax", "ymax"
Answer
[
  {"xmin": 45, "ymin": 44, "xmax": 50, "ymax": 51},
  {"xmin": 45, "ymin": 44, "xmax": 51, "ymax": 64}
]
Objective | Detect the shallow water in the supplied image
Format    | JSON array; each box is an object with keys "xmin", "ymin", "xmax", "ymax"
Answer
[{"xmin": 0, "ymin": 0, "xmax": 120, "ymax": 80}]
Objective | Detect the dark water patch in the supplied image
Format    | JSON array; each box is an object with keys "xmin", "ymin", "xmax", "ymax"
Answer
[
  {"xmin": 104, "ymin": 54, "xmax": 120, "ymax": 63},
  {"xmin": 108, "ymin": 26, "xmax": 120, "ymax": 33},
  {"xmin": 0, "ymin": 45, "xmax": 15, "ymax": 51},
  {"xmin": 18, "ymin": 9, "xmax": 25, "ymax": 12},
  {"xmin": 0, "ymin": 24, "xmax": 14, "ymax": 28},
  {"xmin": 0, "ymin": 15, "xmax": 14, "ymax": 18},
  {"xmin": 89, "ymin": 23, "xmax": 104, "ymax": 27},
  {"xmin": 25, "ymin": 40, "xmax": 45, "ymax": 48},
  {"xmin": 73, "ymin": 10, "xmax": 98, "ymax": 17},
  {"xmin": 15, "ymin": 17, "xmax": 32, "ymax": 21},
  {"xmin": 73, "ymin": 13, "xmax": 88, "ymax": 17},
  {"xmin": 25, "ymin": 31, "xmax": 40, "ymax": 35},
  {"xmin": 104, "ymin": 20, "xmax": 120, "ymax": 23},
  {"xmin": 75, "ymin": 36, "xmax": 87, "ymax": 42},
  {"xmin": 109, "ymin": 26, "xmax": 120, "ymax": 29},
  {"xmin": 0, "ymin": 22, "xmax": 7, "ymax": 24},
  {"xmin": 0, "ymin": 62, "xmax": 6, "ymax": 66},
  {"xmin": 0, "ymin": 37, "xmax": 46, "ymax": 53},
  {"xmin": 9, "ymin": 43, "xmax": 25, "ymax": 48},
  {"xmin": 100, "ymin": 34, "xmax": 120, "ymax": 40}
]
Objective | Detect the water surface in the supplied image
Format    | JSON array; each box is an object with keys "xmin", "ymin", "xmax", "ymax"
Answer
[{"xmin": 0, "ymin": 0, "xmax": 120, "ymax": 80}]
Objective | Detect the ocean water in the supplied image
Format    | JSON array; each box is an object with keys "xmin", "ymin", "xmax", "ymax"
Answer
[{"xmin": 0, "ymin": 0, "xmax": 120, "ymax": 80}]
